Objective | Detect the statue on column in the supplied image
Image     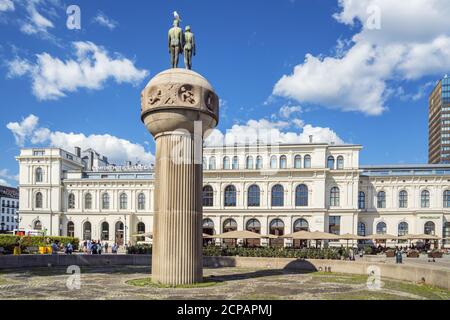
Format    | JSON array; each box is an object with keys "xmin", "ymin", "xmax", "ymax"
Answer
[
  {"xmin": 168, "ymin": 19, "xmax": 183, "ymax": 68},
  {"xmin": 183, "ymin": 26, "xmax": 196, "ymax": 70}
]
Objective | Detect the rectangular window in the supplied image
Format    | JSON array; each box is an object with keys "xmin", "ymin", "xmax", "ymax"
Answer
[
  {"xmin": 33, "ymin": 150, "xmax": 45, "ymax": 156},
  {"xmin": 328, "ymin": 216, "xmax": 341, "ymax": 235}
]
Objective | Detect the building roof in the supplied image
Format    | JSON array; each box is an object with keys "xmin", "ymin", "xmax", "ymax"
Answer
[{"xmin": 0, "ymin": 186, "xmax": 19, "ymax": 199}]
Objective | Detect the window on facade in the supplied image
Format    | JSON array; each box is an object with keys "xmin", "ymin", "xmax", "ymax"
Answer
[
  {"xmin": 203, "ymin": 218, "xmax": 214, "ymax": 235},
  {"xmin": 209, "ymin": 156, "xmax": 216, "ymax": 170},
  {"xmin": 68, "ymin": 193, "xmax": 75, "ymax": 209},
  {"xmin": 202, "ymin": 185, "xmax": 214, "ymax": 207},
  {"xmin": 223, "ymin": 218, "xmax": 237, "ymax": 232},
  {"xmin": 357, "ymin": 222, "xmax": 366, "ymax": 236},
  {"xmin": 224, "ymin": 185, "xmax": 237, "ymax": 207},
  {"xmin": 304, "ymin": 155, "xmax": 311, "ymax": 168},
  {"xmin": 376, "ymin": 222, "xmax": 387, "ymax": 234},
  {"xmin": 232, "ymin": 156, "xmax": 239, "ymax": 170},
  {"xmin": 246, "ymin": 218, "xmax": 261, "ymax": 233},
  {"xmin": 138, "ymin": 193, "xmax": 145, "ymax": 210},
  {"xmin": 119, "ymin": 193, "xmax": 128, "ymax": 210},
  {"xmin": 358, "ymin": 191, "xmax": 366, "ymax": 209},
  {"xmin": 101, "ymin": 222, "xmax": 109, "ymax": 240},
  {"xmin": 398, "ymin": 222, "xmax": 408, "ymax": 236},
  {"xmin": 443, "ymin": 222, "xmax": 450, "ymax": 244},
  {"xmin": 399, "ymin": 190, "xmax": 408, "ymax": 208},
  {"xmin": 223, "ymin": 157, "xmax": 230, "ymax": 170},
  {"xmin": 328, "ymin": 216, "xmax": 341, "ymax": 235},
  {"xmin": 270, "ymin": 219, "xmax": 285, "ymax": 236},
  {"xmin": 294, "ymin": 155, "xmax": 301, "ymax": 169},
  {"xmin": 293, "ymin": 218, "xmax": 309, "ymax": 232},
  {"xmin": 337, "ymin": 156, "xmax": 344, "ymax": 170},
  {"xmin": 421, "ymin": 190, "xmax": 430, "ymax": 208},
  {"xmin": 330, "ymin": 187, "xmax": 340, "ymax": 207},
  {"xmin": 83, "ymin": 221, "xmax": 91, "ymax": 240},
  {"xmin": 246, "ymin": 156, "xmax": 254, "ymax": 169},
  {"xmin": 34, "ymin": 220, "xmax": 42, "ymax": 230},
  {"xmin": 295, "ymin": 184, "xmax": 308, "ymax": 207},
  {"xmin": 270, "ymin": 156, "xmax": 277, "ymax": 169},
  {"xmin": 102, "ymin": 193, "xmax": 110, "ymax": 210},
  {"xmin": 85, "ymin": 193, "xmax": 92, "ymax": 210},
  {"xmin": 67, "ymin": 221, "xmax": 75, "ymax": 237},
  {"xmin": 137, "ymin": 222, "xmax": 145, "ymax": 242},
  {"xmin": 327, "ymin": 156, "xmax": 335, "ymax": 170},
  {"xmin": 35, "ymin": 167, "xmax": 43, "ymax": 182},
  {"xmin": 377, "ymin": 191, "xmax": 386, "ymax": 208},
  {"xmin": 271, "ymin": 184, "xmax": 284, "ymax": 207},
  {"xmin": 35, "ymin": 192, "xmax": 43, "ymax": 209},
  {"xmin": 444, "ymin": 190, "xmax": 450, "ymax": 208},
  {"xmin": 279, "ymin": 155, "xmax": 287, "ymax": 169},
  {"xmin": 203, "ymin": 157, "xmax": 207, "ymax": 169},
  {"xmin": 256, "ymin": 156, "xmax": 263, "ymax": 169},
  {"xmin": 424, "ymin": 221, "xmax": 435, "ymax": 235},
  {"xmin": 247, "ymin": 185, "xmax": 260, "ymax": 207}
]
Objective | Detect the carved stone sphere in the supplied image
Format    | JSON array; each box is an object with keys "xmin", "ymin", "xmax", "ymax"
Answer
[{"xmin": 141, "ymin": 69, "xmax": 219, "ymax": 138}]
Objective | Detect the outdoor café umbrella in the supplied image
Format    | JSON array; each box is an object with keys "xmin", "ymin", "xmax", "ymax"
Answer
[
  {"xmin": 131, "ymin": 232, "xmax": 153, "ymax": 238},
  {"xmin": 338, "ymin": 233, "xmax": 365, "ymax": 248},
  {"xmin": 398, "ymin": 234, "xmax": 440, "ymax": 240},
  {"xmin": 363, "ymin": 234, "xmax": 400, "ymax": 240},
  {"xmin": 213, "ymin": 230, "xmax": 275, "ymax": 239},
  {"xmin": 282, "ymin": 230, "xmax": 340, "ymax": 240},
  {"xmin": 203, "ymin": 233, "xmax": 214, "ymax": 238}
]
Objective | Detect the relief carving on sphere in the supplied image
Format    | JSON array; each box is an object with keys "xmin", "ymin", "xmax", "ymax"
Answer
[
  {"xmin": 146, "ymin": 84, "xmax": 178, "ymax": 107},
  {"xmin": 178, "ymin": 84, "xmax": 197, "ymax": 105},
  {"xmin": 205, "ymin": 90, "xmax": 218, "ymax": 112}
]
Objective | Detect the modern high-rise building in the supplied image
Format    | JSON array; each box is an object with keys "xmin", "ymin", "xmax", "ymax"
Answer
[{"xmin": 429, "ymin": 74, "xmax": 450, "ymax": 164}]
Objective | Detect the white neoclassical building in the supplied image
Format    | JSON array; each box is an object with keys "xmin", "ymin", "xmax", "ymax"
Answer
[{"xmin": 16, "ymin": 144, "xmax": 450, "ymax": 247}]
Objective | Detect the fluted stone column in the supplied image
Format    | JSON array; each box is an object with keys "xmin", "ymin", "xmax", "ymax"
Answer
[{"xmin": 141, "ymin": 69, "xmax": 219, "ymax": 285}]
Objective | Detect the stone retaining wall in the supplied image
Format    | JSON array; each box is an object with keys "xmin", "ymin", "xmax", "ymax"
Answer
[{"xmin": 1, "ymin": 255, "xmax": 448, "ymax": 290}]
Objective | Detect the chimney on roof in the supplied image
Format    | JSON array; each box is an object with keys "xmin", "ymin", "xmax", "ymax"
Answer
[
  {"xmin": 309, "ymin": 135, "xmax": 313, "ymax": 143},
  {"xmin": 126, "ymin": 161, "xmax": 132, "ymax": 166},
  {"xmin": 74, "ymin": 147, "xmax": 81, "ymax": 157}
]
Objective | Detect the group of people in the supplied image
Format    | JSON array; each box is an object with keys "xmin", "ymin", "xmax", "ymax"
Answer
[{"xmin": 82, "ymin": 240, "xmax": 119, "ymax": 254}]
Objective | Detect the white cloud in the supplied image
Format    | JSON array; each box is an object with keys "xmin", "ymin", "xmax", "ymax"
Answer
[
  {"xmin": 7, "ymin": 114, "xmax": 154, "ymax": 165},
  {"xmin": 7, "ymin": 41, "xmax": 149, "ymax": 100},
  {"xmin": 93, "ymin": 12, "xmax": 118, "ymax": 30},
  {"xmin": 279, "ymin": 105, "xmax": 302, "ymax": 118},
  {"xmin": 0, "ymin": 0, "xmax": 14, "ymax": 12},
  {"xmin": 0, "ymin": 169, "xmax": 19, "ymax": 187},
  {"xmin": 274, "ymin": 0, "xmax": 450, "ymax": 115},
  {"xmin": 20, "ymin": 1, "xmax": 54, "ymax": 36}
]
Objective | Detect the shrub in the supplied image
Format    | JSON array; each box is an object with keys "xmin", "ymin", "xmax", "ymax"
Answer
[
  {"xmin": 127, "ymin": 244, "xmax": 152, "ymax": 254},
  {"xmin": 0, "ymin": 235, "xmax": 79, "ymax": 254}
]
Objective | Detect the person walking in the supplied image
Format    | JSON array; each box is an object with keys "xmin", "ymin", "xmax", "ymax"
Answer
[{"xmin": 104, "ymin": 242, "xmax": 109, "ymax": 253}]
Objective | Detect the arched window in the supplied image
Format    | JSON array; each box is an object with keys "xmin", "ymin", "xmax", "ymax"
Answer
[
  {"xmin": 202, "ymin": 185, "xmax": 214, "ymax": 207},
  {"xmin": 271, "ymin": 184, "xmax": 284, "ymax": 207},
  {"xmin": 246, "ymin": 218, "xmax": 261, "ymax": 233},
  {"xmin": 246, "ymin": 156, "xmax": 254, "ymax": 169},
  {"xmin": 68, "ymin": 193, "xmax": 75, "ymax": 209},
  {"xmin": 119, "ymin": 193, "xmax": 128, "ymax": 210},
  {"xmin": 138, "ymin": 193, "xmax": 145, "ymax": 210},
  {"xmin": 398, "ymin": 221, "xmax": 409, "ymax": 236},
  {"xmin": 330, "ymin": 187, "xmax": 340, "ymax": 207},
  {"xmin": 443, "ymin": 222, "xmax": 450, "ymax": 244},
  {"xmin": 247, "ymin": 185, "xmax": 260, "ymax": 207},
  {"xmin": 84, "ymin": 193, "xmax": 92, "ymax": 210},
  {"xmin": 101, "ymin": 221, "xmax": 109, "ymax": 240},
  {"xmin": 256, "ymin": 156, "xmax": 263, "ymax": 169},
  {"xmin": 337, "ymin": 156, "xmax": 344, "ymax": 170},
  {"xmin": 357, "ymin": 222, "xmax": 366, "ymax": 236},
  {"xmin": 232, "ymin": 156, "xmax": 239, "ymax": 170},
  {"xmin": 209, "ymin": 156, "xmax": 216, "ymax": 170},
  {"xmin": 34, "ymin": 220, "xmax": 42, "ymax": 230},
  {"xmin": 421, "ymin": 190, "xmax": 430, "ymax": 208},
  {"xmin": 358, "ymin": 191, "xmax": 366, "ymax": 209},
  {"xmin": 294, "ymin": 155, "xmax": 301, "ymax": 169},
  {"xmin": 270, "ymin": 156, "xmax": 277, "ymax": 169},
  {"xmin": 399, "ymin": 190, "xmax": 408, "ymax": 208},
  {"xmin": 83, "ymin": 221, "xmax": 91, "ymax": 240},
  {"xmin": 270, "ymin": 219, "xmax": 285, "ymax": 236},
  {"xmin": 444, "ymin": 190, "xmax": 450, "ymax": 208},
  {"xmin": 293, "ymin": 218, "xmax": 309, "ymax": 232},
  {"xmin": 279, "ymin": 155, "xmax": 287, "ymax": 169},
  {"xmin": 304, "ymin": 155, "xmax": 311, "ymax": 168},
  {"xmin": 424, "ymin": 221, "xmax": 435, "ymax": 235},
  {"xmin": 376, "ymin": 222, "xmax": 387, "ymax": 234},
  {"xmin": 67, "ymin": 221, "xmax": 75, "ymax": 237},
  {"xmin": 203, "ymin": 218, "xmax": 214, "ymax": 235},
  {"xmin": 223, "ymin": 156, "xmax": 230, "ymax": 169},
  {"xmin": 295, "ymin": 184, "xmax": 308, "ymax": 207},
  {"xmin": 203, "ymin": 157, "xmax": 207, "ymax": 169},
  {"xmin": 115, "ymin": 221, "xmax": 124, "ymax": 245},
  {"xmin": 35, "ymin": 167, "xmax": 43, "ymax": 182},
  {"xmin": 223, "ymin": 218, "xmax": 237, "ymax": 233},
  {"xmin": 327, "ymin": 156, "xmax": 335, "ymax": 170},
  {"xmin": 224, "ymin": 185, "xmax": 236, "ymax": 207},
  {"xmin": 102, "ymin": 193, "xmax": 110, "ymax": 210},
  {"xmin": 137, "ymin": 222, "xmax": 145, "ymax": 242},
  {"xmin": 35, "ymin": 192, "xmax": 43, "ymax": 209},
  {"xmin": 377, "ymin": 191, "xmax": 386, "ymax": 208}
]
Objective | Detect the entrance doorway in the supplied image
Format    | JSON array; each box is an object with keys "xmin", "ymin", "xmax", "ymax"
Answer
[{"xmin": 115, "ymin": 221, "xmax": 124, "ymax": 245}]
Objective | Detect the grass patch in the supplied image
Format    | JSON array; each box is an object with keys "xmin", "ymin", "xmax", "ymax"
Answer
[
  {"xmin": 311, "ymin": 272, "xmax": 368, "ymax": 285},
  {"xmin": 126, "ymin": 277, "xmax": 222, "ymax": 289},
  {"xmin": 323, "ymin": 290, "xmax": 413, "ymax": 300},
  {"xmin": 383, "ymin": 280, "xmax": 450, "ymax": 300},
  {"xmin": 236, "ymin": 293, "xmax": 282, "ymax": 300},
  {"xmin": 0, "ymin": 275, "xmax": 7, "ymax": 285}
]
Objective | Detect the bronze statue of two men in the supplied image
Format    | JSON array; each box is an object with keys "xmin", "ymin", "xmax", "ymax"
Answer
[{"xmin": 168, "ymin": 20, "xmax": 196, "ymax": 70}]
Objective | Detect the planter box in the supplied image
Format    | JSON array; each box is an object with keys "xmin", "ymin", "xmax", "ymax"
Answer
[
  {"xmin": 407, "ymin": 251, "xmax": 420, "ymax": 258},
  {"xmin": 428, "ymin": 252, "xmax": 443, "ymax": 258},
  {"xmin": 385, "ymin": 250, "xmax": 396, "ymax": 258}
]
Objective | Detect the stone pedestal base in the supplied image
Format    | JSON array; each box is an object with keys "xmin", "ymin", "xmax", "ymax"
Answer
[{"xmin": 151, "ymin": 132, "xmax": 203, "ymax": 285}]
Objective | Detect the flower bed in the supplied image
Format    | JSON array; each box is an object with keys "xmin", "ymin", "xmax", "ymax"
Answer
[{"xmin": 0, "ymin": 235, "xmax": 79, "ymax": 254}]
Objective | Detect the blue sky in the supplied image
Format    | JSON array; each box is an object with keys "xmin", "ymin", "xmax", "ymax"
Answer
[{"xmin": 1, "ymin": 0, "xmax": 450, "ymax": 187}]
